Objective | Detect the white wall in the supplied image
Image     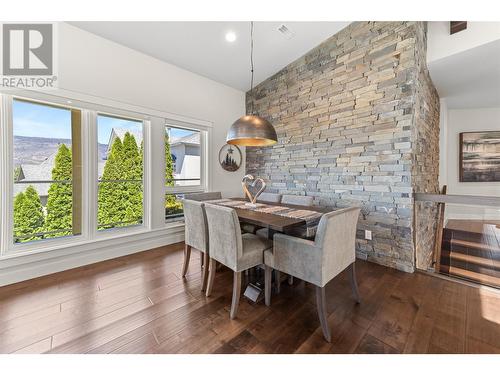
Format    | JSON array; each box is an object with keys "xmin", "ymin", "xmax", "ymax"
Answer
[
  {"xmin": 440, "ymin": 107, "xmax": 500, "ymax": 220},
  {"xmin": 58, "ymin": 22, "xmax": 246, "ymax": 198},
  {"xmin": 427, "ymin": 22, "xmax": 500, "ymax": 63},
  {"xmin": 0, "ymin": 22, "xmax": 246, "ymax": 286},
  {"xmin": 438, "ymin": 98, "xmax": 449, "ymax": 188}
]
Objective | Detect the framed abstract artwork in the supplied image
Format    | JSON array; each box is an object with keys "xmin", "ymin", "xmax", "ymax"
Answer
[{"xmin": 459, "ymin": 131, "xmax": 500, "ymax": 182}]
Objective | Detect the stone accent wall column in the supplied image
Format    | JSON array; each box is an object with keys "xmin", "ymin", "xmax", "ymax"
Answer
[
  {"xmin": 246, "ymin": 21, "xmax": 440, "ymax": 272},
  {"xmin": 413, "ymin": 23, "xmax": 441, "ymax": 270}
]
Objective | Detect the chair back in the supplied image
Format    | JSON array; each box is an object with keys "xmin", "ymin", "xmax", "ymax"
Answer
[
  {"xmin": 184, "ymin": 191, "xmax": 222, "ymax": 201},
  {"xmin": 314, "ymin": 207, "xmax": 360, "ymax": 282},
  {"xmin": 183, "ymin": 199, "xmax": 208, "ymax": 253},
  {"xmin": 204, "ymin": 204, "xmax": 243, "ymax": 270},
  {"xmin": 281, "ymin": 194, "xmax": 313, "ymax": 206},
  {"xmin": 258, "ymin": 192, "xmax": 281, "ymax": 203}
]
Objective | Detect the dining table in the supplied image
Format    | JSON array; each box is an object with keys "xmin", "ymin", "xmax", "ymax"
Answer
[{"xmin": 209, "ymin": 197, "xmax": 333, "ymax": 239}]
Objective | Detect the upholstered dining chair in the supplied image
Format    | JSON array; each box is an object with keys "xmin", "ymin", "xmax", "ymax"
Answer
[
  {"xmin": 281, "ymin": 194, "xmax": 313, "ymax": 206},
  {"xmin": 182, "ymin": 199, "xmax": 210, "ymax": 291},
  {"xmin": 257, "ymin": 192, "xmax": 282, "ymax": 203},
  {"xmin": 263, "ymin": 206, "xmax": 361, "ymax": 342},
  {"xmin": 184, "ymin": 191, "xmax": 222, "ymax": 201},
  {"xmin": 204, "ymin": 204, "xmax": 272, "ymax": 319},
  {"xmin": 256, "ymin": 193, "xmax": 314, "ymax": 289}
]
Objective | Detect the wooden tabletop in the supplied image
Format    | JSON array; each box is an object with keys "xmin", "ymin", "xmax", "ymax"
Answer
[{"xmin": 227, "ymin": 197, "xmax": 332, "ymax": 233}]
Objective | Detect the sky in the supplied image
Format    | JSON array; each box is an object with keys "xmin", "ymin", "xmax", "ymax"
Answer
[{"xmin": 13, "ymin": 99, "xmax": 195, "ymax": 145}]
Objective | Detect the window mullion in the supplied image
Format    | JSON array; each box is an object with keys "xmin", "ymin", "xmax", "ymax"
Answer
[
  {"xmin": 143, "ymin": 120, "xmax": 151, "ymax": 230},
  {"xmin": 86, "ymin": 110, "xmax": 98, "ymax": 240},
  {"xmin": 0, "ymin": 95, "xmax": 13, "ymax": 255}
]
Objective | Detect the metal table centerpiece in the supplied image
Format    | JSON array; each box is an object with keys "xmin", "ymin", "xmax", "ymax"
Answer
[{"xmin": 241, "ymin": 174, "xmax": 266, "ymax": 207}]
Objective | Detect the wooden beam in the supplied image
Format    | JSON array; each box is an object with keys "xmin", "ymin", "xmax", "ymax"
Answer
[{"xmin": 450, "ymin": 21, "xmax": 467, "ymax": 34}]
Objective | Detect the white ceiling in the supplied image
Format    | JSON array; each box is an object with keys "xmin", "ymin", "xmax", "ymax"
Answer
[
  {"xmin": 69, "ymin": 21, "xmax": 350, "ymax": 92},
  {"xmin": 428, "ymin": 39, "xmax": 500, "ymax": 109}
]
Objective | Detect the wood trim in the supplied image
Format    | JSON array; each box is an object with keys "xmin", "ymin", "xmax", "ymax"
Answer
[
  {"xmin": 433, "ymin": 185, "xmax": 447, "ymax": 272},
  {"xmin": 415, "ymin": 193, "xmax": 500, "ymax": 206},
  {"xmin": 450, "ymin": 21, "xmax": 467, "ymax": 35}
]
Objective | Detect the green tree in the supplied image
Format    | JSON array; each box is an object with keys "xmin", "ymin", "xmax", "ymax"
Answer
[
  {"xmin": 98, "ymin": 136, "xmax": 124, "ymax": 229},
  {"xmin": 45, "ymin": 144, "xmax": 73, "ymax": 238},
  {"xmin": 122, "ymin": 132, "xmax": 143, "ymax": 225},
  {"xmin": 13, "ymin": 166, "xmax": 21, "ymax": 182},
  {"xmin": 165, "ymin": 133, "xmax": 182, "ymax": 216},
  {"xmin": 13, "ymin": 186, "xmax": 45, "ymax": 243}
]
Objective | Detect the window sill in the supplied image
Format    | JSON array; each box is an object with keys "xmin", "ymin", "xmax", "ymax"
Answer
[{"xmin": 0, "ymin": 222, "xmax": 185, "ymax": 262}]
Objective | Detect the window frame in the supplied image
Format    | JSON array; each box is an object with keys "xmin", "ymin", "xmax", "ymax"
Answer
[
  {"xmin": 164, "ymin": 121, "xmax": 208, "ymax": 194},
  {"xmin": 95, "ymin": 111, "xmax": 148, "ymax": 236},
  {"xmin": 164, "ymin": 120, "xmax": 210, "ymax": 222},
  {"xmin": 0, "ymin": 89, "xmax": 212, "ymax": 259},
  {"xmin": 2, "ymin": 95, "xmax": 90, "ymax": 255}
]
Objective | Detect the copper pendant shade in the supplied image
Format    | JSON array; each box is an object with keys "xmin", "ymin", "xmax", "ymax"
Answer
[
  {"xmin": 226, "ymin": 22, "xmax": 278, "ymax": 147},
  {"xmin": 226, "ymin": 115, "xmax": 277, "ymax": 146}
]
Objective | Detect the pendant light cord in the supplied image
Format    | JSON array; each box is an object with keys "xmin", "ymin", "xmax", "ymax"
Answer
[{"xmin": 250, "ymin": 21, "xmax": 255, "ymax": 115}]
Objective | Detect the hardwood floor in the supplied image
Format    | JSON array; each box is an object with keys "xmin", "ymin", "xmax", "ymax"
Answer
[{"xmin": 1, "ymin": 242, "xmax": 499, "ymax": 354}]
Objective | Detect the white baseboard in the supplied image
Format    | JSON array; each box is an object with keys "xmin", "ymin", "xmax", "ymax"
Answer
[{"xmin": 0, "ymin": 227, "xmax": 185, "ymax": 287}]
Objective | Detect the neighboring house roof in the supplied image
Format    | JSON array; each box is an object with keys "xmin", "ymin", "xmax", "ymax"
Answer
[
  {"xmin": 109, "ymin": 127, "xmax": 200, "ymax": 149},
  {"xmin": 14, "ymin": 128, "xmax": 200, "ymax": 199},
  {"xmin": 14, "ymin": 151, "xmax": 106, "ymax": 198},
  {"xmin": 170, "ymin": 132, "xmax": 200, "ymax": 146},
  {"xmin": 107, "ymin": 128, "xmax": 144, "ymax": 155}
]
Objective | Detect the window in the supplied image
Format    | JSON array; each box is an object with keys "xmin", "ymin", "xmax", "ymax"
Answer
[
  {"xmin": 12, "ymin": 99, "xmax": 82, "ymax": 243},
  {"xmin": 1, "ymin": 92, "xmax": 211, "ymax": 257},
  {"xmin": 165, "ymin": 126, "xmax": 201, "ymax": 187},
  {"xmin": 97, "ymin": 114, "xmax": 144, "ymax": 230},
  {"xmin": 165, "ymin": 125, "xmax": 204, "ymax": 221}
]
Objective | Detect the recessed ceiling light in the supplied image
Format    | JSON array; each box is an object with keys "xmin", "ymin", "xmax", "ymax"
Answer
[{"xmin": 225, "ymin": 31, "xmax": 237, "ymax": 43}]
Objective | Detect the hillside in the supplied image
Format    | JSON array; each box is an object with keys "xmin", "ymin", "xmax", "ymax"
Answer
[{"xmin": 14, "ymin": 136, "xmax": 107, "ymax": 166}]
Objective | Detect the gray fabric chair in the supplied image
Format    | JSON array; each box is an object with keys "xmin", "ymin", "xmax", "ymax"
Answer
[
  {"xmin": 257, "ymin": 192, "xmax": 282, "ymax": 203},
  {"xmin": 281, "ymin": 194, "xmax": 314, "ymax": 206},
  {"xmin": 183, "ymin": 191, "xmax": 222, "ymax": 201},
  {"xmin": 182, "ymin": 199, "xmax": 210, "ymax": 291},
  {"xmin": 204, "ymin": 204, "xmax": 272, "ymax": 319},
  {"xmin": 241, "ymin": 192, "xmax": 282, "ymax": 234},
  {"xmin": 263, "ymin": 207, "xmax": 361, "ymax": 342}
]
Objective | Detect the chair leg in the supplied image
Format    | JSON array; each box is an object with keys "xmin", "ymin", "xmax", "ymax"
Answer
[
  {"xmin": 200, "ymin": 251, "xmax": 204, "ymax": 269},
  {"xmin": 275, "ymin": 270, "xmax": 281, "ymax": 294},
  {"xmin": 205, "ymin": 258, "xmax": 217, "ymax": 297},
  {"xmin": 264, "ymin": 265, "xmax": 272, "ymax": 306},
  {"xmin": 230, "ymin": 271, "xmax": 242, "ymax": 319},
  {"xmin": 201, "ymin": 251, "xmax": 210, "ymax": 292},
  {"xmin": 181, "ymin": 244, "xmax": 191, "ymax": 278},
  {"xmin": 348, "ymin": 262, "xmax": 361, "ymax": 304},
  {"xmin": 315, "ymin": 286, "xmax": 331, "ymax": 343}
]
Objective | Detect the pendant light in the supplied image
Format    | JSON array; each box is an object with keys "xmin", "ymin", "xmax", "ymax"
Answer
[{"xmin": 226, "ymin": 22, "xmax": 278, "ymax": 147}]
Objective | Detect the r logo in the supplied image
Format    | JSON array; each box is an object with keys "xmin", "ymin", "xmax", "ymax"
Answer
[{"xmin": 3, "ymin": 24, "xmax": 53, "ymax": 76}]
